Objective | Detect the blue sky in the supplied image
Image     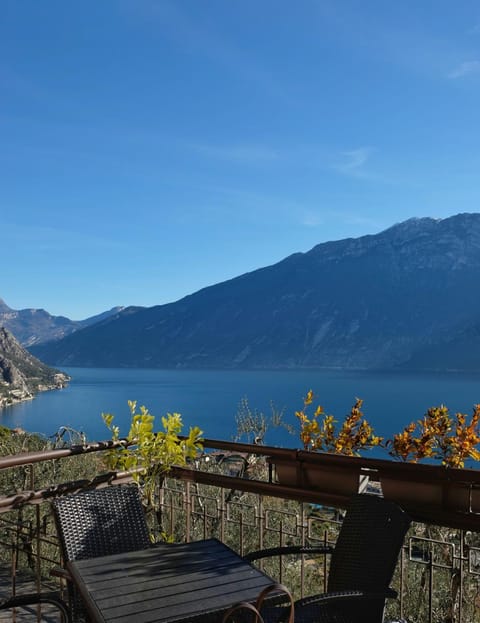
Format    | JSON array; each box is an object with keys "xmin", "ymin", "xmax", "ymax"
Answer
[{"xmin": 2, "ymin": 1, "xmax": 480, "ymax": 319}]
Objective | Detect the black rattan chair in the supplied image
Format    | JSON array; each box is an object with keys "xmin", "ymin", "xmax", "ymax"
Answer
[
  {"xmin": 244, "ymin": 494, "xmax": 412, "ymax": 623},
  {"xmin": 52, "ymin": 484, "xmax": 151, "ymax": 622},
  {"xmin": 1, "ymin": 591, "xmax": 69, "ymax": 621}
]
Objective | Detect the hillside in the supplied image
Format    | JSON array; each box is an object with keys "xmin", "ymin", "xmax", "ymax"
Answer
[
  {"xmin": 30, "ymin": 213, "xmax": 480, "ymax": 371},
  {"xmin": 0, "ymin": 327, "xmax": 70, "ymax": 408}
]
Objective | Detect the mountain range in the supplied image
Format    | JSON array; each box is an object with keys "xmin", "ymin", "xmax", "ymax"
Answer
[
  {"xmin": 0, "ymin": 299, "xmax": 125, "ymax": 347},
  {"xmin": 26, "ymin": 212, "xmax": 480, "ymax": 371}
]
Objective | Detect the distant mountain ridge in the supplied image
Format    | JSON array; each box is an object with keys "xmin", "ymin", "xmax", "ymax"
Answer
[
  {"xmin": 0, "ymin": 327, "xmax": 69, "ymax": 408},
  {"xmin": 30, "ymin": 212, "xmax": 480, "ymax": 371},
  {"xmin": 0, "ymin": 300, "xmax": 126, "ymax": 347}
]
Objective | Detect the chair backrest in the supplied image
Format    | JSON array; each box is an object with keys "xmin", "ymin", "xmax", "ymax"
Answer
[
  {"xmin": 52, "ymin": 484, "xmax": 151, "ymax": 562},
  {"xmin": 327, "ymin": 493, "xmax": 411, "ymax": 594}
]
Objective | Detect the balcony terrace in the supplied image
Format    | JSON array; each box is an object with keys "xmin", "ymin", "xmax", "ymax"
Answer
[{"xmin": 0, "ymin": 437, "xmax": 479, "ymax": 622}]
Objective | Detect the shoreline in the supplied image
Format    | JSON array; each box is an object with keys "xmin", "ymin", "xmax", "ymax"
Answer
[{"xmin": 0, "ymin": 374, "xmax": 70, "ymax": 410}]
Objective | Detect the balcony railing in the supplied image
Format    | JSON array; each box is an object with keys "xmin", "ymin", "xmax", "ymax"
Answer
[{"xmin": 0, "ymin": 437, "xmax": 479, "ymax": 622}]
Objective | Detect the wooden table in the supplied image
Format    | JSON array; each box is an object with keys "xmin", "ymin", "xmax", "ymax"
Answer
[{"xmin": 66, "ymin": 538, "xmax": 276, "ymax": 622}]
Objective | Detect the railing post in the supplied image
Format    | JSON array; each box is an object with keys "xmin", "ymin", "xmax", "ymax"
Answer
[
  {"xmin": 220, "ymin": 487, "xmax": 225, "ymax": 544},
  {"xmin": 398, "ymin": 542, "xmax": 404, "ymax": 620},
  {"xmin": 239, "ymin": 513, "xmax": 244, "ymax": 556},
  {"xmin": 278, "ymin": 522, "xmax": 284, "ymax": 585},
  {"xmin": 10, "ymin": 538, "xmax": 16, "ymax": 623},
  {"xmin": 428, "ymin": 551, "xmax": 434, "ymax": 623},
  {"xmin": 185, "ymin": 481, "xmax": 191, "ymax": 542},
  {"xmin": 458, "ymin": 532, "xmax": 464, "ymax": 623},
  {"xmin": 258, "ymin": 495, "xmax": 264, "ymax": 553},
  {"xmin": 300, "ymin": 503, "xmax": 306, "ymax": 598},
  {"xmin": 323, "ymin": 529, "xmax": 328, "ymax": 593},
  {"xmin": 35, "ymin": 503, "xmax": 41, "ymax": 622}
]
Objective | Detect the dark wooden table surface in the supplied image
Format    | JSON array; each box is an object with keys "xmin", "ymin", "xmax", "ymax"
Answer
[{"xmin": 67, "ymin": 538, "xmax": 276, "ymax": 622}]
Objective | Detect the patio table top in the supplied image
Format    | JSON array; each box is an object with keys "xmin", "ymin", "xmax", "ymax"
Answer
[{"xmin": 67, "ymin": 537, "xmax": 276, "ymax": 623}]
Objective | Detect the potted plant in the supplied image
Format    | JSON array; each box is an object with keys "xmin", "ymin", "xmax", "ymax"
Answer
[
  {"xmin": 270, "ymin": 391, "xmax": 480, "ymax": 514},
  {"xmin": 270, "ymin": 390, "xmax": 382, "ymax": 495},
  {"xmin": 382, "ymin": 404, "xmax": 480, "ymax": 512}
]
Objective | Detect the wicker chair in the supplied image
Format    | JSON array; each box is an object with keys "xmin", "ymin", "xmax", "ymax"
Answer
[
  {"xmin": 244, "ymin": 494, "xmax": 412, "ymax": 623},
  {"xmin": 52, "ymin": 484, "xmax": 151, "ymax": 622},
  {"xmin": 0, "ymin": 591, "xmax": 69, "ymax": 621}
]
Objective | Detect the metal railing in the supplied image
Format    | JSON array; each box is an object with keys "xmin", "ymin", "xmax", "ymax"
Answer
[{"xmin": 0, "ymin": 438, "xmax": 479, "ymax": 622}]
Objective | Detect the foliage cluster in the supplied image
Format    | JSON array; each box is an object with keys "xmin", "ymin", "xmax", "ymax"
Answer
[
  {"xmin": 296, "ymin": 390, "xmax": 382, "ymax": 455},
  {"xmin": 387, "ymin": 403, "xmax": 480, "ymax": 467},
  {"xmin": 102, "ymin": 400, "xmax": 203, "ymax": 505},
  {"xmin": 296, "ymin": 390, "xmax": 480, "ymax": 468}
]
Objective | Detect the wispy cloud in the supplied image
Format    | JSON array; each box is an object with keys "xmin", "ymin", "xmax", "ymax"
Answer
[
  {"xmin": 333, "ymin": 147, "xmax": 374, "ymax": 178},
  {"xmin": 187, "ymin": 141, "xmax": 398, "ymax": 187},
  {"xmin": 301, "ymin": 212, "xmax": 324, "ymax": 227},
  {"xmin": 448, "ymin": 60, "xmax": 480, "ymax": 78},
  {"xmin": 314, "ymin": 2, "xmax": 480, "ymax": 82},
  {"xmin": 121, "ymin": 0, "xmax": 293, "ymax": 105}
]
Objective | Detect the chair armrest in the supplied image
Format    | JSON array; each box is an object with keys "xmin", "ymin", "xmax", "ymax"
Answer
[
  {"xmin": 296, "ymin": 587, "xmax": 398, "ymax": 609},
  {"xmin": 50, "ymin": 565, "xmax": 73, "ymax": 582},
  {"xmin": 0, "ymin": 592, "xmax": 70, "ymax": 621},
  {"xmin": 244, "ymin": 544, "xmax": 333, "ymax": 562}
]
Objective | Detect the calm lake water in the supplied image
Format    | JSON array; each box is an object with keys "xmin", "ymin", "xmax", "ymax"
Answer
[{"xmin": 2, "ymin": 367, "xmax": 480, "ymax": 456}]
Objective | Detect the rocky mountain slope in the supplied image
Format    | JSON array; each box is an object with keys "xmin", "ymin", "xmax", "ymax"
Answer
[
  {"xmin": 30, "ymin": 213, "xmax": 480, "ymax": 371},
  {"xmin": 0, "ymin": 299, "xmax": 125, "ymax": 347},
  {"xmin": 0, "ymin": 327, "xmax": 70, "ymax": 408}
]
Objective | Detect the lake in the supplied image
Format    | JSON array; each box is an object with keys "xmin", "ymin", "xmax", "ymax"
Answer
[{"xmin": 2, "ymin": 367, "xmax": 480, "ymax": 456}]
